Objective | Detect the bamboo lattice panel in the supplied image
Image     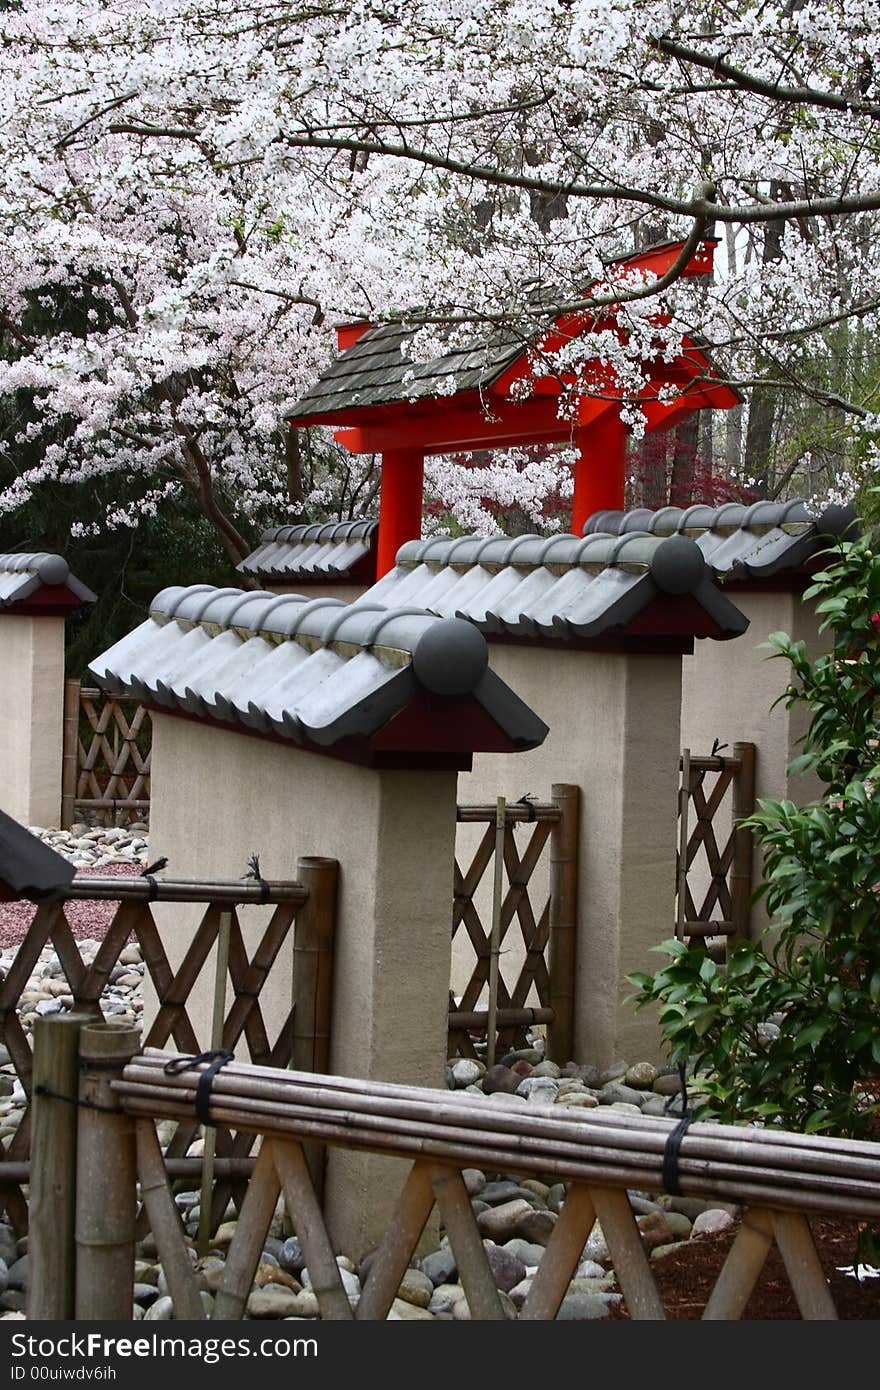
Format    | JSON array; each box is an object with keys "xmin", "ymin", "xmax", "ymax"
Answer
[
  {"xmin": 75, "ymin": 687, "xmax": 151, "ymax": 824},
  {"xmin": 676, "ymin": 745, "xmax": 755, "ymax": 950},
  {"xmin": 451, "ymin": 807, "xmax": 556, "ymax": 1057},
  {"xmin": 0, "ymin": 890, "xmax": 303, "ymax": 1231}
]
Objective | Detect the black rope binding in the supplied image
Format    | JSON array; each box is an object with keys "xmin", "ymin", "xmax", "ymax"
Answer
[
  {"xmin": 245, "ymin": 852, "xmax": 270, "ymax": 903},
  {"xmin": 515, "ymin": 793, "xmax": 538, "ymax": 822},
  {"xmin": 34, "ymin": 1084, "xmax": 119, "ymax": 1114},
  {"xmin": 163, "ymin": 1050, "xmax": 235, "ymax": 1125},
  {"xmin": 661, "ymin": 1060, "xmax": 694, "ymax": 1196},
  {"xmin": 140, "ymin": 856, "xmax": 169, "ymax": 901}
]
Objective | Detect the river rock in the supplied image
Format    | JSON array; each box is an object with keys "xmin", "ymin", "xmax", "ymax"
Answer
[
  {"xmin": 428, "ymin": 1284, "xmax": 466, "ymax": 1316},
  {"xmin": 476, "ymin": 1199, "xmax": 533, "ymax": 1242},
  {"xmin": 557, "ymin": 1290, "xmax": 621, "ymax": 1320},
  {"xmin": 279, "ymin": 1236, "xmax": 305, "ymax": 1275},
  {"xmin": 481, "ymin": 1065, "xmax": 521, "ymax": 1096},
  {"xmin": 515, "ymin": 1209, "xmax": 557, "ymax": 1245},
  {"xmin": 387, "ymin": 1297, "xmax": 434, "ymax": 1320},
  {"xmin": 560, "ymin": 1063, "xmax": 602, "ymax": 1088},
  {"xmin": 6, "ymin": 1256, "xmax": 26, "ymax": 1290},
  {"xmin": 396, "ymin": 1269, "xmax": 433, "ymax": 1308},
  {"xmin": 247, "ymin": 1286, "xmax": 304, "ymax": 1319},
  {"xmin": 637, "ymin": 1212, "xmax": 680, "ymax": 1252},
  {"xmin": 451, "ymin": 1058, "xmax": 484, "ymax": 1088},
  {"xmin": 652, "ymin": 1071, "xmax": 684, "ymax": 1096},
  {"xmin": 133, "ymin": 1283, "xmax": 161, "ymax": 1307},
  {"xmin": 530, "ymin": 1060, "xmax": 561, "ymax": 1079},
  {"xmin": 481, "ymin": 1180, "xmax": 534, "ymax": 1206},
  {"xmin": 482, "ymin": 1240, "xmax": 526, "ymax": 1293},
  {"xmin": 692, "ymin": 1209, "xmax": 735, "ymax": 1237},
  {"xmin": 144, "ymin": 1296, "xmax": 174, "ymax": 1321},
  {"xmin": 461, "ymin": 1169, "xmax": 486, "ymax": 1196},
  {"xmin": 555, "ymin": 1092, "xmax": 598, "ymax": 1109},
  {"xmin": 420, "ymin": 1247, "xmax": 457, "ymax": 1287},
  {"xmin": 501, "ymin": 1238, "xmax": 546, "ymax": 1267},
  {"xmin": 624, "ymin": 1062, "xmax": 657, "ymax": 1089},
  {"xmin": 598, "ymin": 1081, "xmax": 647, "ymax": 1108}
]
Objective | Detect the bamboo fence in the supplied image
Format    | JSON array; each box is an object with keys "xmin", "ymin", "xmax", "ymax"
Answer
[
  {"xmin": 92, "ymin": 1046, "xmax": 880, "ymax": 1321},
  {"xmin": 451, "ymin": 784, "xmax": 578, "ymax": 1059},
  {"xmin": 0, "ymin": 863, "xmax": 337, "ymax": 1235},
  {"xmin": 676, "ymin": 742, "xmax": 756, "ymax": 951}
]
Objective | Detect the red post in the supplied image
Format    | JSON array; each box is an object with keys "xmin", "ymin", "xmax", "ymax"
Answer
[
  {"xmin": 571, "ymin": 409, "xmax": 628, "ymax": 535},
  {"xmin": 376, "ymin": 448, "xmax": 425, "ymax": 576}
]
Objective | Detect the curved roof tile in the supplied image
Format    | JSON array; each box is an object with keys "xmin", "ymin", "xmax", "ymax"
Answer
[
  {"xmin": 88, "ymin": 586, "xmax": 547, "ymax": 765},
  {"xmin": 581, "ymin": 500, "xmax": 857, "ymax": 578}
]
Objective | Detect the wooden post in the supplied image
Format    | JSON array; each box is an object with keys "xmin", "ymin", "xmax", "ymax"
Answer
[
  {"xmin": 75, "ymin": 1023, "xmax": 141, "ymax": 1321},
  {"xmin": 571, "ymin": 409, "xmax": 628, "ymax": 535},
  {"xmin": 376, "ymin": 448, "xmax": 425, "ymax": 577},
  {"xmin": 547, "ymin": 783, "xmax": 579, "ymax": 1064},
  {"xmin": 60, "ymin": 678, "xmax": 81, "ymax": 830},
  {"xmin": 730, "ymin": 741, "xmax": 756, "ymax": 946},
  {"xmin": 291, "ymin": 856, "xmax": 339, "ymax": 1200},
  {"xmin": 197, "ymin": 908, "xmax": 232, "ymax": 1255},
  {"xmin": 28, "ymin": 1014, "xmax": 91, "ymax": 1320},
  {"xmin": 486, "ymin": 798, "xmax": 506, "ymax": 1069}
]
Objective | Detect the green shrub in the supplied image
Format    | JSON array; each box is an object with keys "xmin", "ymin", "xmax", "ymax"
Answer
[{"xmin": 629, "ymin": 534, "xmax": 880, "ymax": 1141}]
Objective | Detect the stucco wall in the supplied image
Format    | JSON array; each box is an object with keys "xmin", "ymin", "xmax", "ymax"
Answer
[
  {"xmin": 147, "ymin": 714, "xmax": 456, "ymax": 1254},
  {"xmin": 0, "ymin": 615, "xmax": 65, "ymax": 827},
  {"xmin": 457, "ymin": 644, "xmax": 683, "ymax": 1068},
  {"xmin": 681, "ymin": 591, "xmax": 830, "ymax": 934}
]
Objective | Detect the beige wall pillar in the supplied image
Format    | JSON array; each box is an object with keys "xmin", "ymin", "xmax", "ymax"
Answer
[
  {"xmin": 458, "ymin": 645, "xmax": 683, "ymax": 1069},
  {"xmin": 681, "ymin": 590, "xmax": 830, "ymax": 933},
  {"xmin": 0, "ymin": 615, "xmax": 66, "ymax": 828},
  {"xmin": 148, "ymin": 714, "xmax": 457, "ymax": 1256}
]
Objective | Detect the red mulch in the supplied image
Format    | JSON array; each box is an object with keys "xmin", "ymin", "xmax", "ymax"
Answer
[
  {"xmin": 0, "ymin": 862, "xmax": 143, "ymax": 949},
  {"xmin": 608, "ymin": 1216, "xmax": 880, "ymax": 1319}
]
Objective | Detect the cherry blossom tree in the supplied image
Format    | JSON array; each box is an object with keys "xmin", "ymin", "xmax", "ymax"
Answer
[{"xmin": 1, "ymin": 0, "xmax": 878, "ymax": 558}]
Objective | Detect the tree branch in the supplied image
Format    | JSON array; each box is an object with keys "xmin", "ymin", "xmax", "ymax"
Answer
[{"xmin": 655, "ymin": 36, "xmax": 880, "ymax": 122}]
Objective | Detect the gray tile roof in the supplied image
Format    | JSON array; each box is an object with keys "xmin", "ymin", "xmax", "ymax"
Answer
[
  {"xmin": 287, "ymin": 320, "xmax": 523, "ymax": 422},
  {"xmin": 359, "ymin": 532, "xmax": 748, "ymax": 643},
  {"xmin": 582, "ymin": 500, "xmax": 858, "ymax": 580},
  {"xmin": 0, "ymin": 809, "xmax": 75, "ymax": 901},
  {"xmin": 88, "ymin": 586, "xmax": 548, "ymax": 764},
  {"xmin": 237, "ymin": 519, "xmax": 378, "ymax": 584},
  {"xmin": 0, "ymin": 553, "xmax": 96, "ymax": 611}
]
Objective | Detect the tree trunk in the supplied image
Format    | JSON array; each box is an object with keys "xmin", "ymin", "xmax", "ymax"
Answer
[{"xmin": 669, "ymin": 416, "xmax": 699, "ymax": 506}]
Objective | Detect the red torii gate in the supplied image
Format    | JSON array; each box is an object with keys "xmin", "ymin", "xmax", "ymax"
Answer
[{"xmin": 287, "ymin": 238, "xmax": 739, "ymax": 577}]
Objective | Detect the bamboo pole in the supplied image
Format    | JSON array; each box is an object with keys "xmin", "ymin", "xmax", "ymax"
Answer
[
  {"xmin": 675, "ymin": 749, "xmax": 691, "ymax": 940},
  {"xmin": 730, "ymin": 741, "xmax": 757, "ymax": 946},
  {"xmin": 213, "ymin": 1141, "xmax": 281, "ymax": 1321},
  {"xmin": 116, "ymin": 1090, "xmax": 880, "ymax": 1220},
  {"xmin": 520, "ymin": 1182, "xmax": 595, "ymax": 1320},
  {"xmin": 547, "ymin": 782, "xmax": 579, "ymax": 1063},
  {"xmin": 75, "ymin": 1023, "xmax": 141, "ymax": 1320},
  {"xmin": 28, "ymin": 1014, "xmax": 91, "ymax": 1319},
  {"xmin": 197, "ymin": 909, "xmax": 232, "ymax": 1256},
  {"xmin": 448, "ymin": 1006, "xmax": 554, "ymax": 1031},
  {"xmin": 135, "ymin": 1119, "xmax": 205, "ymax": 1321},
  {"xmin": 117, "ymin": 1056, "xmax": 880, "ymax": 1186},
  {"xmin": 591, "ymin": 1187, "xmax": 665, "ymax": 1320},
  {"xmin": 291, "ymin": 856, "xmax": 338, "ymax": 1202},
  {"xmin": 61, "ymin": 877, "xmax": 307, "ymax": 905},
  {"xmin": 115, "ymin": 1066, "xmax": 880, "ymax": 1219},
  {"xmin": 485, "ymin": 797, "xmax": 505, "ymax": 1070},
  {"xmin": 0, "ymin": 1156, "xmax": 256, "ymax": 1187},
  {"xmin": 430, "ymin": 1164, "xmax": 506, "ymax": 1319},
  {"xmin": 456, "ymin": 804, "xmax": 559, "ymax": 823},
  {"xmin": 271, "ymin": 1139, "xmax": 354, "ymax": 1321},
  {"xmin": 770, "ymin": 1210, "xmax": 838, "ymax": 1320},
  {"xmin": 702, "ymin": 1208, "xmax": 773, "ymax": 1320},
  {"xmin": 60, "ymin": 679, "xmax": 81, "ymax": 831},
  {"xmin": 356, "ymin": 1162, "xmax": 436, "ymax": 1320}
]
